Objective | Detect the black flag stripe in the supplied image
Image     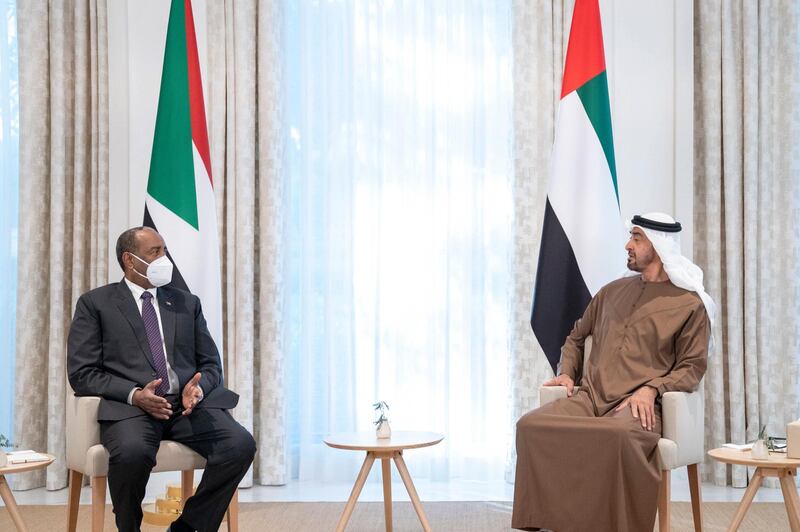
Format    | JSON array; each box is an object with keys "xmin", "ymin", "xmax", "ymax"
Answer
[{"xmin": 531, "ymin": 198, "xmax": 592, "ymax": 375}]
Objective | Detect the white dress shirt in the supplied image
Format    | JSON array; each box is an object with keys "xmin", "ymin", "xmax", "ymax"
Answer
[{"xmin": 124, "ymin": 278, "xmax": 179, "ymax": 403}]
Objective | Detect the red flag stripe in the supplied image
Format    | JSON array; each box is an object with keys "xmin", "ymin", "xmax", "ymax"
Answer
[
  {"xmin": 184, "ymin": 0, "xmax": 213, "ymax": 185},
  {"xmin": 560, "ymin": 0, "xmax": 607, "ymax": 99}
]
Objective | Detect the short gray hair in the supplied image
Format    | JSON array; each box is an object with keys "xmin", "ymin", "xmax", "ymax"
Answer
[{"xmin": 115, "ymin": 227, "xmax": 148, "ymax": 270}]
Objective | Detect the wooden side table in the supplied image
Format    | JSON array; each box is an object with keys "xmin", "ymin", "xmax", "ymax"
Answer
[
  {"xmin": 0, "ymin": 453, "xmax": 56, "ymax": 532},
  {"xmin": 708, "ymin": 447, "xmax": 800, "ymax": 531},
  {"xmin": 324, "ymin": 431, "xmax": 444, "ymax": 532}
]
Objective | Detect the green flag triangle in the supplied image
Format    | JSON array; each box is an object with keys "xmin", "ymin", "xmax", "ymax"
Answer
[{"xmin": 147, "ymin": 0, "xmax": 198, "ymax": 230}]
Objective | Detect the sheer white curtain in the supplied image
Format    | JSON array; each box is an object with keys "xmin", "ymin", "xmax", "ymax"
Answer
[
  {"xmin": 283, "ymin": 0, "xmax": 513, "ymax": 483},
  {"xmin": 0, "ymin": 0, "xmax": 18, "ymax": 443}
]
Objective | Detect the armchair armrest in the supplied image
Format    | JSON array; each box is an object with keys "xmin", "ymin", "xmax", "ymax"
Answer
[
  {"xmin": 539, "ymin": 385, "xmax": 581, "ymax": 406},
  {"xmin": 660, "ymin": 390, "xmax": 704, "ymax": 467},
  {"xmin": 65, "ymin": 394, "xmax": 102, "ymax": 471},
  {"xmin": 537, "ymin": 378, "xmax": 705, "ymax": 470}
]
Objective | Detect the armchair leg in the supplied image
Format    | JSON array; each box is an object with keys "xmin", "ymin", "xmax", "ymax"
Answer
[
  {"xmin": 687, "ymin": 463, "xmax": 703, "ymax": 531},
  {"xmin": 91, "ymin": 475, "xmax": 107, "ymax": 532},
  {"xmin": 181, "ymin": 470, "xmax": 194, "ymax": 509},
  {"xmin": 658, "ymin": 469, "xmax": 670, "ymax": 532},
  {"xmin": 67, "ymin": 470, "xmax": 83, "ymax": 532},
  {"xmin": 227, "ymin": 489, "xmax": 239, "ymax": 532}
]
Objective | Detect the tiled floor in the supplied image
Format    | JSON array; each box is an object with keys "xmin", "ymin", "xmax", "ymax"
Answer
[{"xmin": 1, "ymin": 468, "xmax": 787, "ymax": 507}]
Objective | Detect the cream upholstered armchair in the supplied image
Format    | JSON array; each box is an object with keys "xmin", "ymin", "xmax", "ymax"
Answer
[
  {"xmin": 65, "ymin": 392, "xmax": 239, "ymax": 532},
  {"xmin": 539, "ymin": 383, "xmax": 704, "ymax": 532}
]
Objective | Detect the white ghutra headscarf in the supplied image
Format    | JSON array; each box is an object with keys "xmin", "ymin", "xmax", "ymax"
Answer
[{"xmin": 625, "ymin": 212, "xmax": 715, "ymax": 326}]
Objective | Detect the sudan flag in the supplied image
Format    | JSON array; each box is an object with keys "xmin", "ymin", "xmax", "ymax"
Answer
[
  {"xmin": 531, "ymin": 0, "xmax": 625, "ymax": 374},
  {"xmin": 144, "ymin": 0, "xmax": 223, "ymax": 352}
]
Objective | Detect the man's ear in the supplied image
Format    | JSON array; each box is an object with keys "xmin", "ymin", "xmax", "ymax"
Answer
[{"xmin": 122, "ymin": 251, "xmax": 132, "ymax": 271}]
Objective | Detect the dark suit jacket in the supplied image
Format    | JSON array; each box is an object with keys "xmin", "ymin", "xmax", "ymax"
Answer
[{"xmin": 68, "ymin": 280, "xmax": 238, "ymax": 421}]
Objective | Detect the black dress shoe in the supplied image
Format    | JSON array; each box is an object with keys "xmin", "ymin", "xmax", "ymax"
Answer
[{"xmin": 166, "ymin": 518, "xmax": 194, "ymax": 532}]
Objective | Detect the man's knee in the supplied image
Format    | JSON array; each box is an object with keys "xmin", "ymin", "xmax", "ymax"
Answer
[
  {"xmin": 608, "ymin": 408, "xmax": 661, "ymax": 438},
  {"xmin": 224, "ymin": 425, "xmax": 257, "ymax": 465},
  {"xmin": 237, "ymin": 429, "xmax": 257, "ymax": 461},
  {"xmin": 516, "ymin": 410, "xmax": 546, "ymax": 440},
  {"xmin": 108, "ymin": 439, "xmax": 158, "ymax": 470}
]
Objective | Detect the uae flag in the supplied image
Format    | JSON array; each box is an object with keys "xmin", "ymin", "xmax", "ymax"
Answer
[
  {"xmin": 531, "ymin": 0, "xmax": 625, "ymax": 374},
  {"xmin": 144, "ymin": 0, "xmax": 223, "ymax": 352}
]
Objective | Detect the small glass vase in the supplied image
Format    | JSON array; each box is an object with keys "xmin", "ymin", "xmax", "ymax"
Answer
[
  {"xmin": 376, "ymin": 420, "xmax": 392, "ymax": 439},
  {"xmin": 0, "ymin": 449, "xmax": 6, "ymax": 468},
  {"xmin": 751, "ymin": 439, "xmax": 770, "ymax": 460}
]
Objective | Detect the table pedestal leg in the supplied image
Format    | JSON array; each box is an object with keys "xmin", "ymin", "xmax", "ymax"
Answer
[
  {"xmin": 335, "ymin": 452, "xmax": 376, "ymax": 532},
  {"xmin": 778, "ymin": 469, "xmax": 800, "ymax": 532},
  {"xmin": 381, "ymin": 458, "xmax": 393, "ymax": 531},
  {"xmin": 0, "ymin": 474, "xmax": 28, "ymax": 532},
  {"xmin": 393, "ymin": 451, "xmax": 431, "ymax": 532},
  {"xmin": 727, "ymin": 468, "xmax": 763, "ymax": 532}
]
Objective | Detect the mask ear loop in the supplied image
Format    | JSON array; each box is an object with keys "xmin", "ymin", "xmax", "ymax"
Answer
[
  {"xmin": 128, "ymin": 252, "xmax": 150, "ymax": 266},
  {"xmin": 127, "ymin": 252, "xmax": 151, "ymax": 281}
]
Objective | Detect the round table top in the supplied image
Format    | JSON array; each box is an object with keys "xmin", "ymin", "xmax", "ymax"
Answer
[
  {"xmin": 0, "ymin": 453, "xmax": 56, "ymax": 475},
  {"xmin": 708, "ymin": 447, "xmax": 800, "ymax": 468},
  {"xmin": 324, "ymin": 431, "xmax": 444, "ymax": 452}
]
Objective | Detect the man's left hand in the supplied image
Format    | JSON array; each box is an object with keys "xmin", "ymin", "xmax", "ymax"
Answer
[
  {"xmin": 182, "ymin": 372, "xmax": 203, "ymax": 416},
  {"xmin": 615, "ymin": 385, "xmax": 658, "ymax": 431}
]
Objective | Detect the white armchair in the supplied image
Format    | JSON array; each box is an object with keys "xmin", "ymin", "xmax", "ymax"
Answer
[
  {"xmin": 539, "ymin": 384, "xmax": 703, "ymax": 532},
  {"xmin": 65, "ymin": 392, "xmax": 239, "ymax": 532}
]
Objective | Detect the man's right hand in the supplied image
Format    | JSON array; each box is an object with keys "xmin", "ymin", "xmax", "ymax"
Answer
[
  {"xmin": 132, "ymin": 379, "xmax": 172, "ymax": 420},
  {"xmin": 542, "ymin": 374, "xmax": 575, "ymax": 396}
]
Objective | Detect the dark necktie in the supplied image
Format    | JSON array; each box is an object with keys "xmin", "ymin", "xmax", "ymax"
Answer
[{"xmin": 140, "ymin": 291, "xmax": 170, "ymax": 396}]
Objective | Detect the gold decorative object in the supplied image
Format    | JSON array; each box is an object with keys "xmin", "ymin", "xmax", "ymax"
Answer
[{"xmin": 143, "ymin": 484, "xmax": 194, "ymax": 526}]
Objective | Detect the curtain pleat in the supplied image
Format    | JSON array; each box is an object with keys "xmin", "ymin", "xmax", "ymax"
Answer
[
  {"xmin": 694, "ymin": 0, "xmax": 800, "ymax": 488},
  {"xmin": 14, "ymin": 0, "xmax": 109, "ymax": 491},
  {"xmin": 206, "ymin": 0, "xmax": 286, "ymax": 486},
  {"xmin": 506, "ymin": 0, "xmax": 569, "ymax": 481}
]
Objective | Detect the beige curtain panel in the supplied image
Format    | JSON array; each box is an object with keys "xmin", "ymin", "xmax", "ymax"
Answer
[
  {"xmin": 205, "ymin": 0, "xmax": 286, "ymax": 486},
  {"xmin": 694, "ymin": 0, "xmax": 800, "ymax": 487},
  {"xmin": 507, "ymin": 0, "xmax": 571, "ymax": 480},
  {"xmin": 14, "ymin": 0, "xmax": 110, "ymax": 491}
]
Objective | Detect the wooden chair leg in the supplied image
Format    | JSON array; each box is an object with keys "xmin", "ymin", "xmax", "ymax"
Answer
[
  {"xmin": 687, "ymin": 463, "xmax": 703, "ymax": 532},
  {"xmin": 67, "ymin": 470, "xmax": 83, "ymax": 532},
  {"xmin": 658, "ymin": 469, "xmax": 670, "ymax": 532},
  {"xmin": 226, "ymin": 489, "xmax": 239, "ymax": 532},
  {"xmin": 181, "ymin": 469, "xmax": 194, "ymax": 509},
  {"xmin": 91, "ymin": 475, "xmax": 107, "ymax": 532}
]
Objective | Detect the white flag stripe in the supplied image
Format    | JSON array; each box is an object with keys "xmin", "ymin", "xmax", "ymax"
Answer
[
  {"xmin": 548, "ymin": 91, "xmax": 626, "ymax": 295},
  {"xmin": 145, "ymin": 144, "xmax": 223, "ymax": 353}
]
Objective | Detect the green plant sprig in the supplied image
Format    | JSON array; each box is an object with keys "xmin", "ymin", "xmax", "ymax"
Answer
[{"xmin": 373, "ymin": 401, "xmax": 390, "ymax": 427}]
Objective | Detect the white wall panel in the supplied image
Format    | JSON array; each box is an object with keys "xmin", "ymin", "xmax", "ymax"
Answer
[{"xmin": 601, "ymin": 0, "xmax": 694, "ymax": 256}]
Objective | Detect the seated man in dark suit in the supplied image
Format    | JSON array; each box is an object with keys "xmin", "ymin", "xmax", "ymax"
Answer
[{"xmin": 68, "ymin": 226, "xmax": 256, "ymax": 532}]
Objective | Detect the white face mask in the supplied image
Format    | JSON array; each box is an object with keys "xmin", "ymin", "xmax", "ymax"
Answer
[{"xmin": 129, "ymin": 253, "xmax": 174, "ymax": 287}]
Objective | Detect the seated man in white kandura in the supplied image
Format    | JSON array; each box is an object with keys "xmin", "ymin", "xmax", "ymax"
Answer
[{"xmin": 512, "ymin": 212, "xmax": 714, "ymax": 532}]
